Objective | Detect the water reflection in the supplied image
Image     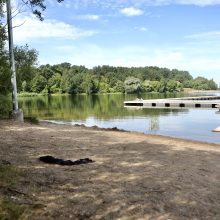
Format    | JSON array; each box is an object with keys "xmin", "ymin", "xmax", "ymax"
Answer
[
  {"xmin": 18, "ymin": 94, "xmax": 187, "ymax": 120},
  {"xmin": 149, "ymin": 117, "xmax": 160, "ymax": 133},
  {"xmin": 1, "ymin": 93, "xmax": 219, "ymax": 144}
]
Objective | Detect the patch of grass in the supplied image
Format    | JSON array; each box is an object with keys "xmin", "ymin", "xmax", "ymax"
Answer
[
  {"xmin": 18, "ymin": 92, "xmax": 39, "ymax": 97},
  {"xmin": 0, "ymin": 163, "xmax": 44, "ymax": 219},
  {"xmin": 0, "ymin": 164, "xmax": 20, "ymax": 188},
  {"xmin": 0, "ymin": 164, "xmax": 27, "ymax": 220},
  {"xmin": 0, "ymin": 198, "xmax": 26, "ymax": 220}
]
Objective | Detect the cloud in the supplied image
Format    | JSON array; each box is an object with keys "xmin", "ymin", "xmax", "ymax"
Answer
[
  {"xmin": 13, "ymin": 15, "xmax": 97, "ymax": 43},
  {"xmin": 120, "ymin": 7, "xmax": 144, "ymax": 16},
  {"xmin": 76, "ymin": 14, "xmax": 100, "ymax": 20},
  {"xmin": 186, "ymin": 31, "xmax": 220, "ymax": 39},
  {"xmin": 38, "ymin": 42, "xmax": 220, "ymax": 82},
  {"xmin": 68, "ymin": 0, "xmax": 220, "ymax": 9},
  {"xmin": 134, "ymin": 27, "xmax": 148, "ymax": 32},
  {"xmin": 175, "ymin": 0, "xmax": 220, "ymax": 6},
  {"xmin": 64, "ymin": 2, "xmax": 71, "ymax": 9}
]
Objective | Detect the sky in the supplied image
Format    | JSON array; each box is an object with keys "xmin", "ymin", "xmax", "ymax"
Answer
[{"xmin": 10, "ymin": 0, "xmax": 220, "ymax": 84}]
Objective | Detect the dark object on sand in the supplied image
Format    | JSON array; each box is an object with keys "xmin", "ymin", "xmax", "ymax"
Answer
[{"xmin": 39, "ymin": 155, "xmax": 94, "ymax": 166}]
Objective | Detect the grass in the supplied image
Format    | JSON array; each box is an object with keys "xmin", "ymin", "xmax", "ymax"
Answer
[
  {"xmin": 0, "ymin": 163, "xmax": 20, "ymax": 188},
  {"xmin": 18, "ymin": 92, "xmax": 43, "ymax": 97},
  {"xmin": 0, "ymin": 198, "xmax": 26, "ymax": 220},
  {"xmin": 0, "ymin": 163, "xmax": 28, "ymax": 220}
]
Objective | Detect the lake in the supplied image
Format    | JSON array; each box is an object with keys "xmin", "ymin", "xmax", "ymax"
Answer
[
  {"xmin": 9, "ymin": 94, "xmax": 220, "ymax": 144},
  {"xmin": 1, "ymin": 93, "xmax": 220, "ymax": 144}
]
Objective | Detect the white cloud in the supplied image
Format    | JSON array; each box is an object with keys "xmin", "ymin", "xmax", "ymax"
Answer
[
  {"xmin": 39, "ymin": 43, "xmax": 220, "ymax": 82},
  {"xmin": 186, "ymin": 31, "xmax": 220, "ymax": 39},
  {"xmin": 120, "ymin": 7, "xmax": 144, "ymax": 16},
  {"xmin": 76, "ymin": 14, "xmax": 100, "ymax": 20},
  {"xmin": 13, "ymin": 15, "xmax": 97, "ymax": 43},
  {"xmin": 134, "ymin": 27, "xmax": 148, "ymax": 32},
  {"xmin": 68, "ymin": 0, "xmax": 220, "ymax": 9},
  {"xmin": 65, "ymin": 2, "xmax": 71, "ymax": 9},
  {"xmin": 175, "ymin": 0, "xmax": 220, "ymax": 6}
]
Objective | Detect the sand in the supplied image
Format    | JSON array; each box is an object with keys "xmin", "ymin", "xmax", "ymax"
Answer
[{"xmin": 0, "ymin": 120, "xmax": 220, "ymax": 219}]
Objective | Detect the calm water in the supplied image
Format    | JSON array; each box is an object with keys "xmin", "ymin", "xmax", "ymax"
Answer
[{"xmin": 1, "ymin": 93, "xmax": 220, "ymax": 144}]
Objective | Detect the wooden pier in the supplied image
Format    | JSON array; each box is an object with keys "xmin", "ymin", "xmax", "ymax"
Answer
[{"xmin": 124, "ymin": 96, "xmax": 220, "ymax": 109}]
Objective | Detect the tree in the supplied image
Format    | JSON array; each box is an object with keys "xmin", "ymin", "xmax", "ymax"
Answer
[
  {"xmin": 166, "ymin": 80, "xmax": 183, "ymax": 92},
  {"xmin": 0, "ymin": 3, "xmax": 11, "ymax": 95},
  {"xmin": 192, "ymin": 77, "xmax": 217, "ymax": 90},
  {"xmin": 0, "ymin": 0, "xmax": 65, "ymax": 95},
  {"xmin": 14, "ymin": 44, "xmax": 38, "ymax": 92},
  {"xmin": 0, "ymin": 18, "xmax": 10, "ymax": 95},
  {"xmin": 48, "ymin": 73, "xmax": 62, "ymax": 93},
  {"xmin": 141, "ymin": 80, "xmax": 153, "ymax": 92},
  {"xmin": 81, "ymin": 74, "xmax": 99, "ymax": 94},
  {"xmin": 124, "ymin": 77, "xmax": 141, "ymax": 94},
  {"xmin": 31, "ymin": 74, "xmax": 47, "ymax": 93},
  {"xmin": 21, "ymin": 80, "xmax": 27, "ymax": 92},
  {"xmin": 159, "ymin": 80, "xmax": 167, "ymax": 93},
  {"xmin": 113, "ymin": 81, "xmax": 125, "ymax": 93},
  {"xmin": 6, "ymin": 0, "xmax": 64, "ymax": 21}
]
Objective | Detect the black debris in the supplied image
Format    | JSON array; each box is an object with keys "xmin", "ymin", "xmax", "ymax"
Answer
[{"xmin": 39, "ymin": 155, "xmax": 94, "ymax": 166}]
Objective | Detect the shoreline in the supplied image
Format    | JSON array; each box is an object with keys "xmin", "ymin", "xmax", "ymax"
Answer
[
  {"xmin": 41, "ymin": 119, "xmax": 220, "ymax": 146},
  {"xmin": 16, "ymin": 89, "xmax": 220, "ymax": 97},
  {"xmin": 1, "ymin": 120, "xmax": 220, "ymax": 219}
]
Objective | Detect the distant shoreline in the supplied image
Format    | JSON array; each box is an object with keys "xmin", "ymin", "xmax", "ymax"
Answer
[
  {"xmin": 16, "ymin": 90, "xmax": 220, "ymax": 97},
  {"xmin": 183, "ymin": 88, "xmax": 220, "ymax": 93}
]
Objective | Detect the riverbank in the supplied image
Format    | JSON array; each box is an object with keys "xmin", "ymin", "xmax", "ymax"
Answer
[
  {"xmin": 17, "ymin": 89, "xmax": 220, "ymax": 97},
  {"xmin": 1, "ymin": 120, "xmax": 220, "ymax": 219},
  {"xmin": 184, "ymin": 88, "xmax": 220, "ymax": 93}
]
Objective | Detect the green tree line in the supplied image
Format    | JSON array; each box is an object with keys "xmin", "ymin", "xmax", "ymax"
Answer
[
  {"xmin": 0, "ymin": 0, "xmax": 218, "ymax": 96},
  {"xmin": 12, "ymin": 46, "xmax": 217, "ymax": 94},
  {"xmin": 1, "ymin": 45, "xmax": 218, "ymax": 95}
]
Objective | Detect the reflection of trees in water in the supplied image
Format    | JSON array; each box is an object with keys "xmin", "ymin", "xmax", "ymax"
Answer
[
  {"xmin": 17, "ymin": 94, "xmax": 189, "ymax": 120},
  {"xmin": 149, "ymin": 116, "xmax": 160, "ymax": 133}
]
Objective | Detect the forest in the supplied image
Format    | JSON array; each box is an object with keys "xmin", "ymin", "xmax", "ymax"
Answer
[
  {"xmin": 0, "ymin": 0, "xmax": 218, "ymax": 96},
  {"xmin": 0, "ymin": 44, "xmax": 218, "ymax": 95}
]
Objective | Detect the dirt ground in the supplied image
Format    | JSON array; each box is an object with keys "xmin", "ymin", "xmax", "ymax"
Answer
[{"xmin": 1, "ymin": 120, "xmax": 220, "ymax": 220}]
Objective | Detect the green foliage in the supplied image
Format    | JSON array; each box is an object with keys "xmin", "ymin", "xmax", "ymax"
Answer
[
  {"xmin": 141, "ymin": 80, "xmax": 153, "ymax": 92},
  {"xmin": 0, "ymin": 163, "xmax": 34, "ymax": 220},
  {"xmin": 48, "ymin": 73, "xmax": 62, "ymax": 93},
  {"xmin": 151, "ymin": 81, "xmax": 161, "ymax": 92},
  {"xmin": 0, "ymin": 0, "xmax": 65, "ymax": 96},
  {"xmin": 14, "ymin": 45, "xmax": 38, "ymax": 92},
  {"xmin": 167, "ymin": 80, "xmax": 183, "ymax": 92},
  {"xmin": 0, "ymin": 95, "xmax": 11, "ymax": 118},
  {"xmin": 124, "ymin": 77, "xmax": 141, "ymax": 93},
  {"xmin": 22, "ymin": 64, "xmax": 216, "ymax": 94},
  {"xmin": 192, "ymin": 77, "xmax": 218, "ymax": 90},
  {"xmin": 114, "ymin": 81, "xmax": 125, "ymax": 93},
  {"xmin": 0, "ymin": 198, "xmax": 26, "ymax": 220},
  {"xmin": 0, "ymin": 22, "xmax": 10, "ymax": 95},
  {"xmin": 18, "ymin": 92, "xmax": 41, "ymax": 97},
  {"xmin": 31, "ymin": 74, "xmax": 47, "ymax": 93},
  {"xmin": 17, "ymin": 94, "xmax": 187, "ymax": 121},
  {"xmin": 159, "ymin": 80, "xmax": 167, "ymax": 93},
  {"xmin": 99, "ymin": 82, "xmax": 109, "ymax": 93},
  {"xmin": 21, "ymin": 80, "xmax": 27, "ymax": 92},
  {"xmin": 81, "ymin": 74, "xmax": 99, "ymax": 94}
]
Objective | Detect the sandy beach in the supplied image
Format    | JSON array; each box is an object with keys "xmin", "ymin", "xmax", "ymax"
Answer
[{"xmin": 1, "ymin": 120, "xmax": 220, "ymax": 219}]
